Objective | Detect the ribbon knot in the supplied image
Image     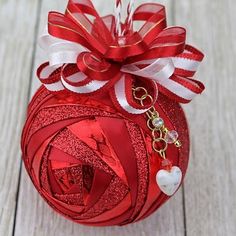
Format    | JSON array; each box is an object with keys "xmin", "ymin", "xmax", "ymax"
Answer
[{"xmin": 37, "ymin": 0, "xmax": 204, "ymax": 115}]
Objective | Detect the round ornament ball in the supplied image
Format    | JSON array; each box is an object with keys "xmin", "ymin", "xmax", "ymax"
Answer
[{"xmin": 21, "ymin": 86, "xmax": 189, "ymax": 226}]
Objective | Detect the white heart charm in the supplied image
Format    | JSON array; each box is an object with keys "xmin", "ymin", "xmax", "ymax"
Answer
[{"xmin": 156, "ymin": 166, "xmax": 182, "ymax": 196}]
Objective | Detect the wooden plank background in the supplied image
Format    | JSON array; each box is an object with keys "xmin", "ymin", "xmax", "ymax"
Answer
[{"xmin": 0, "ymin": 0, "xmax": 235, "ymax": 235}]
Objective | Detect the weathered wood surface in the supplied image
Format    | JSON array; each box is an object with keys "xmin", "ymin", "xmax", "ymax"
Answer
[
  {"xmin": 176, "ymin": 1, "xmax": 236, "ymax": 235},
  {"xmin": 0, "ymin": 0, "xmax": 235, "ymax": 235},
  {"xmin": 0, "ymin": 0, "xmax": 40, "ymax": 235}
]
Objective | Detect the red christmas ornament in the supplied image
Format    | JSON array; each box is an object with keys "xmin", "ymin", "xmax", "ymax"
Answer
[
  {"xmin": 21, "ymin": 0, "xmax": 204, "ymax": 227},
  {"xmin": 21, "ymin": 86, "xmax": 189, "ymax": 226}
]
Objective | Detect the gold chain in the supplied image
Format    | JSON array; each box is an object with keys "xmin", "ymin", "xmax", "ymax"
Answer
[{"xmin": 133, "ymin": 87, "xmax": 182, "ymax": 160}]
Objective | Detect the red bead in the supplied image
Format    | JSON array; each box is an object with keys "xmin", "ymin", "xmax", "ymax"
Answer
[{"xmin": 161, "ymin": 159, "xmax": 173, "ymax": 171}]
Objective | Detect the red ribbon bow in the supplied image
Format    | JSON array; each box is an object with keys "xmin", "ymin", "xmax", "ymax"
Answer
[{"xmin": 38, "ymin": 0, "xmax": 204, "ymax": 115}]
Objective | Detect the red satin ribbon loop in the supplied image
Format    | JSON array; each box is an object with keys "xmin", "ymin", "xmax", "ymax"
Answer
[{"xmin": 77, "ymin": 52, "xmax": 121, "ymax": 81}]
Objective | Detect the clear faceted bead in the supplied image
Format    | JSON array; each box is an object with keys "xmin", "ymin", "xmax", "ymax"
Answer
[
  {"xmin": 165, "ymin": 130, "xmax": 179, "ymax": 144},
  {"xmin": 152, "ymin": 117, "xmax": 164, "ymax": 129}
]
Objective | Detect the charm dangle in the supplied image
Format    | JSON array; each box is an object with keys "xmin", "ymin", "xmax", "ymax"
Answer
[
  {"xmin": 156, "ymin": 166, "xmax": 182, "ymax": 196},
  {"xmin": 133, "ymin": 87, "xmax": 183, "ymax": 196}
]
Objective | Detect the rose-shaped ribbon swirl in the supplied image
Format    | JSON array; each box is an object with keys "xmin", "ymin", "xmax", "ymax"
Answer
[{"xmin": 37, "ymin": 0, "xmax": 204, "ymax": 114}]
